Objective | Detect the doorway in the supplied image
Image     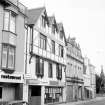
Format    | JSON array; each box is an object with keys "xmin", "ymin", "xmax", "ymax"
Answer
[{"xmin": 28, "ymin": 86, "xmax": 41, "ymax": 105}]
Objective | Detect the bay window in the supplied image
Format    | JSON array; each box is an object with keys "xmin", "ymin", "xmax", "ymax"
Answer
[
  {"xmin": 1, "ymin": 44, "xmax": 15, "ymax": 71},
  {"xmin": 4, "ymin": 10, "xmax": 16, "ymax": 33}
]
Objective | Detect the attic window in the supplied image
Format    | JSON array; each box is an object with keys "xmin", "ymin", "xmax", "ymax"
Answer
[
  {"xmin": 52, "ymin": 24, "xmax": 56, "ymax": 34},
  {"xmin": 42, "ymin": 16, "xmax": 46, "ymax": 28},
  {"xmin": 60, "ymin": 31, "xmax": 63, "ymax": 40}
]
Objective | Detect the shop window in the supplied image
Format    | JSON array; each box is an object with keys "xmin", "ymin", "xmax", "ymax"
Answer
[
  {"xmin": 4, "ymin": 10, "xmax": 16, "ymax": 33},
  {"xmin": 0, "ymin": 87, "xmax": 2, "ymax": 98},
  {"xmin": 48, "ymin": 62, "xmax": 53, "ymax": 78},
  {"xmin": 36, "ymin": 56, "xmax": 44, "ymax": 78},
  {"xmin": 45, "ymin": 87, "xmax": 63, "ymax": 104},
  {"xmin": 1, "ymin": 44, "xmax": 15, "ymax": 72},
  {"xmin": 40, "ymin": 33, "xmax": 46, "ymax": 50}
]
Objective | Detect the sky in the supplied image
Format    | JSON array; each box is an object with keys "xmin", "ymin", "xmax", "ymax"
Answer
[{"xmin": 19, "ymin": 0, "xmax": 105, "ymax": 74}]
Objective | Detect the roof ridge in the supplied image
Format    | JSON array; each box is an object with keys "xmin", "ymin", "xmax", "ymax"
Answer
[{"xmin": 28, "ymin": 6, "xmax": 45, "ymax": 11}]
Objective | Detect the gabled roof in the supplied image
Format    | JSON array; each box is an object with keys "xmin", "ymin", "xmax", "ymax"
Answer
[
  {"xmin": 27, "ymin": 7, "xmax": 45, "ymax": 25},
  {"xmin": 57, "ymin": 23, "xmax": 67, "ymax": 45},
  {"xmin": 48, "ymin": 16, "xmax": 56, "ymax": 25},
  {"xmin": 57, "ymin": 23, "xmax": 63, "ymax": 31}
]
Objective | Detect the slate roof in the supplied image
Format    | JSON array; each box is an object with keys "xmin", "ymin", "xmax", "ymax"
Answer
[{"xmin": 27, "ymin": 7, "xmax": 45, "ymax": 25}]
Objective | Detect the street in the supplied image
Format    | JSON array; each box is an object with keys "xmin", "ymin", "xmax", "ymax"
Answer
[{"xmin": 78, "ymin": 98, "xmax": 105, "ymax": 105}]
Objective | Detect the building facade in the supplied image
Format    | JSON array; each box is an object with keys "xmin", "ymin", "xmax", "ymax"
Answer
[
  {"xmin": 66, "ymin": 36, "xmax": 84, "ymax": 102},
  {"xmin": 89, "ymin": 64, "xmax": 96, "ymax": 98},
  {"xmin": 23, "ymin": 7, "xmax": 66, "ymax": 105},
  {"xmin": 0, "ymin": 0, "xmax": 27, "ymax": 101},
  {"xmin": 83, "ymin": 57, "xmax": 95, "ymax": 99}
]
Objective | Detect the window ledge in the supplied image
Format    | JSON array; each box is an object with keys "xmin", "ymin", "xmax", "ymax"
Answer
[
  {"xmin": 2, "ymin": 30, "xmax": 17, "ymax": 36},
  {"xmin": 1, "ymin": 68, "xmax": 15, "ymax": 74}
]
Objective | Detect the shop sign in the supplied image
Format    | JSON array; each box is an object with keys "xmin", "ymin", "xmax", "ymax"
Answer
[
  {"xmin": 49, "ymin": 81, "xmax": 59, "ymax": 86},
  {"xmin": 26, "ymin": 79, "xmax": 40, "ymax": 85},
  {"xmin": 0, "ymin": 74, "xmax": 23, "ymax": 83}
]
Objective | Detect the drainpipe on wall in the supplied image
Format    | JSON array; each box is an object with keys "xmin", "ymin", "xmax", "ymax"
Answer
[{"xmin": 29, "ymin": 25, "xmax": 34, "ymax": 64}]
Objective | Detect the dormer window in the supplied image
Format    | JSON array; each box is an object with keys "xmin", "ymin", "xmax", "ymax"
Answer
[
  {"xmin": 42, "ymin": 15, "xmax": 46, "ymax": 28},
  {"xmin": 60, "ymin": 31, "xmax": 63, "ymax": 40},
  {"xmin": 52, "ymin": 24, "xmax": 56, "ymax": 34}
]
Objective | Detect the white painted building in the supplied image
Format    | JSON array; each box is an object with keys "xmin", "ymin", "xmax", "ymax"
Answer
[
  {"xmin": 66, "ymin": 36, "xmax": 84, "ymax": 102},
  {"xmin": 83, "ymin": 57, "xmax": 95, "ymax": 99},
  {"xmin": 89, "ymin": 64, "xmax": 96, "ymax": 98},
  {"xmin": 23, "ymin": 7, "xmax": 66, "ymax": 105}
]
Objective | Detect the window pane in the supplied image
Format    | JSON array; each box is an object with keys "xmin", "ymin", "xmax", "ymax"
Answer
[
  {"xmin": 4, "ymin": 11, "xmax": 9, "ymax": 30},
  {"xmin": 40, "ymin": 34, "xmax": 46, "ymax": 50},
  {"xmin": 2, "ymin": 45, "xmax": 8, "ymax": 68},
  {"xmin": 8, "ymin": 47, "xmax": 15, "ymax": 69},
  {"xmin": 10, "ymin": 12, "xmax": 16, "ymax": 33},
  {"xmin": 51, "ymin": 40, "xmax": 55, "ymax": 54},
  {"xmin": 40, "ymin": 59, "xmax": 44, "ymax": 76},
  {"xmin": 48, "ymin": 63, "xmax": 53, "ymax": 78}
]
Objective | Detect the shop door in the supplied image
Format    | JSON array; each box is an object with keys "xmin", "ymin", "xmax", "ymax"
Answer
[
  {"xmin": 78, "ymin": 87, "xmax": 82, "ymax": 100},
  {"xmin": 66, "ymin": 85, "xmax": 73, "ymax": 102},
  {"xmin": 29, "ymin": 86, "xmax": 41, "ymax": 105}
]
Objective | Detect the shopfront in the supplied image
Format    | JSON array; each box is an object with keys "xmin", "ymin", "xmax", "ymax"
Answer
[
  {"xmin": 44, "ymin": 86, "xmax": 63, "ymax": 104},
  {"xmin": 0, "ymin": 73, "xmax": 23, "ymax": 101}
]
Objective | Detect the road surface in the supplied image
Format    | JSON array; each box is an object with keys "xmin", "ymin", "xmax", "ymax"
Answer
[{"xmin": 79, "ymin": 98, "xmax": 105, "ymax": 105}]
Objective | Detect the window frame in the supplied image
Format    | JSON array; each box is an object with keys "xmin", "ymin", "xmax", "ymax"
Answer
[
  {"xmin": 51, "ymin": 40, "xmax": 55, "ymax": 54},
  {"xmin": 40, "ymin": 33, "xmax": 47, "ymax": 50},
  {"xmin": 44, "ymin": 87, "xmax": 63, "ymax": 104},
  {"xmin": 52, "ymin": 24, "xmax": 56, "ymax": 34},
  {"xmin": 59, "ymin": 30, "xmax": 63, "ymax": 40},
  {"xmin": 42, "ymin": 15, "xmax": 46, "ymax": 28},
  {"xmin": 59, "ymin": 45, "xmax": 64, "ymax": 57},
  {"xmin": 3, "ymin": 10, "xmax": 16, "ymax": 34},
  {"xmin": 56, "ymin": 63, "xmax": 62, "ymax": 80},
  {"xmin": 1, "ymin": 43, "xmax": 15, "ymax": 72},
  {"xmin": 48, "ymin": 62, "xmax": 53, "ymax": 78},
  {"xmin": 36, "ymin": 56, "xmax": 44, "ymax": 78}
]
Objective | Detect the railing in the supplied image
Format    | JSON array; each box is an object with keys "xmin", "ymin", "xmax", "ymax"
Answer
[
  {"xmin": 8, "ymin": 0, "xmax": 18, "ymax": 6},
  {"xmin": 5, "ymin": 0, "xmax": 27, "ymax": 15},
  {"xmin": 32, "ymin": 44, "xmax": 66, "ymax": 65},
  {"xmin": 18, "ymin": 2, "xmax": 27, "ymax": 15}
]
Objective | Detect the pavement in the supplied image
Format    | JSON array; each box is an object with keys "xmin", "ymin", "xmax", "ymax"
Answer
[{"xmin": 54, "ymin": 96, "xmax": 105, "ymax": 105}]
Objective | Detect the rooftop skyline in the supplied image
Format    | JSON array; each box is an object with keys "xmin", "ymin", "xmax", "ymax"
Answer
[{"xmin": 19, "ymin": 0, "xmax": 105, "ymax": 74}]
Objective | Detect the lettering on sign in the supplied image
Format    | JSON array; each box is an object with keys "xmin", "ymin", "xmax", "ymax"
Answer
[{"xmin": 1, "ymin": 75, "xmax": 21, "ymax": 80}]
